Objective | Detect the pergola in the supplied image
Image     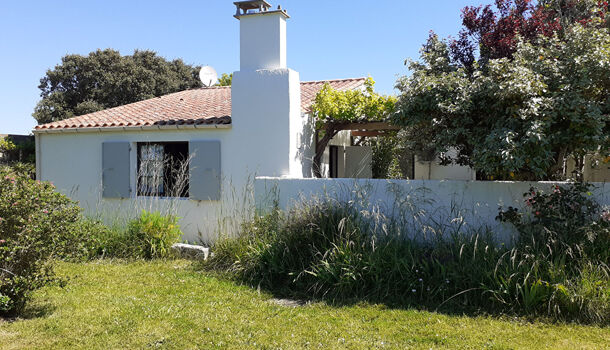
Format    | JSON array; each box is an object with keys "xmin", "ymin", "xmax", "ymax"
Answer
[{"xmin": 313, "ymin": 121, "xmax": 400, "ymax": 178}]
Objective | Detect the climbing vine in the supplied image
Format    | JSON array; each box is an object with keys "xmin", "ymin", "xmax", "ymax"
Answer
[{"xmin": 309, "ymin": 78, "xmax": 397, "ymax": 177}]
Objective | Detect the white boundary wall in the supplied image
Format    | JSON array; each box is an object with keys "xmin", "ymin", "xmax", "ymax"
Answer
[{"xmin": 254, "ymin": 177, "xmax": 610, "ymax": 243}]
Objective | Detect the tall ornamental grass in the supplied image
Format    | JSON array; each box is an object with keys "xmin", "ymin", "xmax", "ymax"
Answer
[{"xmin": 207, "ymin": 183, "xmax": 609, "ymax": 324}]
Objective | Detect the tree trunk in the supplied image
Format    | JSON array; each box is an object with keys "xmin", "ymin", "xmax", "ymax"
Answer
[
  {"xmin": 312, "ymin": 123, "xmax": 342, "ymax": 178},
  {"xmin": 548, "ymin": 146, "xmax": 568, "ymax": 180}
]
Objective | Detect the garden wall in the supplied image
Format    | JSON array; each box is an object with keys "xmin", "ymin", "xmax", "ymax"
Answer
[{"xmin": 254, "ymin": 177, "xmax": 610, "ymax": 243}]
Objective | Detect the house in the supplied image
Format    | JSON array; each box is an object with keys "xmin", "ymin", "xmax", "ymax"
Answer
[{"xmin": 34, "ymin": 1, "xmax": 372, "ymax": 242}]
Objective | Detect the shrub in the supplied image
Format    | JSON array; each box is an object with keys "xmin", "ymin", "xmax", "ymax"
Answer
[
  {"xmin": 124, "ymin": 211, "xmax": 182, "ymax": 259},
  {"xmin": 0, "ymin": 167, "xmax": 81, "ymax": 315},
  {"xmin": 6, "ymin": 162, "xmax": 36, "ymax": 179},
  {"xmin": 58, "ymin": 211, "xmax": 183, "ymax": 261},
  {"xmin": 495, "ymin": 183, "xmax": 610, "ymax": 323},
  {"xmin": 57, "ymin": 218, "xmax": 120, "ymax": 261}
]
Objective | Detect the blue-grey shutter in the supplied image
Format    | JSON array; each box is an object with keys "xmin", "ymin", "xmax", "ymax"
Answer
[
  {"xmin": 189, "ymin": 140, "xmax": 221, "ymax": 201},
  {"xmin": 102, "ymin": 142, "xmax": 131, "ymax": 198}
]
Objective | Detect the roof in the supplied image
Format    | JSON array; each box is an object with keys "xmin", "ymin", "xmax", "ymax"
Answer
[{"xmin": 35, "ymin": 78, "xmax": 366, "ymax": 131}]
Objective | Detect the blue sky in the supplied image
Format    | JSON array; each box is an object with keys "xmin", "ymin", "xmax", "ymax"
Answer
[{"xmin": 0, "ymin": 0, "xmax": 493, "ymax": 135}]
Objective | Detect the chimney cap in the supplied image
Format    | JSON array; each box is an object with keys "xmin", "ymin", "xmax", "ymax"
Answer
[
  {"xmin": 234, "ymin": 0, "xmax": 271, "ymax": 11},
  {"xmin": 233, "ymin": 0, "xmax": 289, "ymax": 19}
]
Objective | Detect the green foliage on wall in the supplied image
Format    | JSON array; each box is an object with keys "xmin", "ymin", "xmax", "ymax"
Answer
[{"xmin": 311, "ymin": 77, "xmax": 396, "ymax": 129}]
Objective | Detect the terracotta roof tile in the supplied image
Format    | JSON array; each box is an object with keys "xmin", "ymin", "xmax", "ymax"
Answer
[{"xmin": 35, "ymin": 78, "xmax": 366, "ymax": 130}]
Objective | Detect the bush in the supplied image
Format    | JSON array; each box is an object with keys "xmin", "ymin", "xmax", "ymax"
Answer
[
  {"xmin": 0, "ymin": 167, "xmax": 81, "ymax": 315},
  {"xmin": 8, "ymin": 162, "xmax": 35, "ymax": 179},
  {"xmin": 207, "ymin": 183, "xmax": 610, "ymax": 324},
  {"xmin": 0, "ymin": 164, "xmax": 185, "ymax": 313},
  {"xmin": 124, "ymin": 211, "xmax": 182, "ymax": 259},
  {"xmin": 495, "ymin": 183, "xmax": 610, "ymax": 323},
  {"xmin": 56, "ymin": 218, "xmax": 119, "ymax": 261}
]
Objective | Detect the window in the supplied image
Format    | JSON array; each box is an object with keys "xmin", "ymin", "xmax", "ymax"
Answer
[{"xmin": 137, "ymin": 142, "xmax": 189, "ymax": 197}]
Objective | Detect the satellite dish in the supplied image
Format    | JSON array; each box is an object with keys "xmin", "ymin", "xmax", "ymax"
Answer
[{"xmin": 199, "ymin": 66, "xmax": 218, "ymax": 87}]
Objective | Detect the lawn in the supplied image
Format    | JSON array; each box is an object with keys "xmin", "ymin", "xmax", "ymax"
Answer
[{"xmin": 0, "ymin": 260, "xmax": 608, "ymax": 349}]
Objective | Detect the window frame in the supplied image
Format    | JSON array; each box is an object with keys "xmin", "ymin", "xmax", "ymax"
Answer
[{"xmin": 136, "ymin": 141, "xmax": 189, "ymax": 198}]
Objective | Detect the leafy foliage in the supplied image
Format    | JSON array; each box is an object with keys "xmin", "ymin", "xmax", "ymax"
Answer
[
  {"xmin": 0, "ymin": 136, "xmax": 35, "ymax": 165},
  {"xmin": 310, "ymin": 78, "xmax": 397, "ymax": 177},
  {"xmin": 394, "ymin": 21, "xmax": 610, "ymax": 180},
  {"xmin": 125, "ymin": 211, "xmax": 182, "ymax": 259},
  {"xmin": 217, "ymin": 73, "xmax": 233, "ymax": 86},
  {"xmin": 451, "ymin": 0, "xmax": 609, "ymax": 70},
  {"xmin": 0, "ymin": 137, "xmax": 16, "ymax": 153},
  {"xmin": 366, "ymin": 134, "xmax": 412, "ymax": 179},
  {"xmin": 33, "ymin": 49, "xmax": 201, "ymax": 124},
  {"xmin": 495, "ymin": 183, "xmax": 609, "ymax": 321},
  {"xmin": 0, "ymin": 166, "xmax": 81, "ymax": 314},
  {"xmin": 311, "ymin": 77, "xmax": 396, "ymax": 129}
]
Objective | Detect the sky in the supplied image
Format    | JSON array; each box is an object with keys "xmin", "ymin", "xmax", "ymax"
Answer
[{"xmin": 0, "ymin": 0, "xmax": 494, "ymax": 135}]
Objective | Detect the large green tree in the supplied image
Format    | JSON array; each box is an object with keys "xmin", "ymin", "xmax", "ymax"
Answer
[
  {"xmin": 394, "ymin": 2, "xmax": 610, "ymax": 180},
  {"xmin": 33, "ymin": 49, "xmax": 202, "ymax": 124}
]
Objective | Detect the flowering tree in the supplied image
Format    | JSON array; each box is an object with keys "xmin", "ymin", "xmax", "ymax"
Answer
[
  {"xmin": 394, "ymin": 18, "xmax": 610, "ymax": 180},
  {"xmin": 450, "ymin": 0, "xmax": 609, "ymax": 70}
]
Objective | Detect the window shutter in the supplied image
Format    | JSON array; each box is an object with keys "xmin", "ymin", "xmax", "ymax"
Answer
[
  {"xmin": 189, "ymin": 140, "xmax": 221, "ymax": 201},
  {"xmin": 102, "ymin": 142, "xmax": 131, "ymax": 198}
]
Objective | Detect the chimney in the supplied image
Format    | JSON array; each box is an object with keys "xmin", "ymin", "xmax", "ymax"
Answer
[
  {"xmin": 230, "ymin": 1, "xmax": 307, "ymax": 178},
  {"xmin": 233, "ymin": 0, "xmax": 289, "ymax": 71}
]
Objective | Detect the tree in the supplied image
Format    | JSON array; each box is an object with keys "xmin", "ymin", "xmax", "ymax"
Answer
[
  {"xmin": 217, "ymin": 73, "xmax": 233, "ymax": 86},
  {"xmin": 33, "ymin": 49, "xmax": 202, "ymax": 124},
  {"xmin": 450, "ymin": 0, "xmax": 609, "ymax": 70},
  {"xmin": 394, "ymin": 19, "xmax": 610, "ymax": 180},
  {"xmin": 310, "ymin": 78, "xmax": 397, "ymax": 177}
]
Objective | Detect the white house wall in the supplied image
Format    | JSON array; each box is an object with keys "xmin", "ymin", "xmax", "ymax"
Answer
[
  {"xmin": 414, "ymin": 148, "xmax": 476, "ymax": 180},
  {"xmin": 37, "ymin": 127, "xmax": 280, "ymax": 244},
  {"xmin": 320, "ymin": 130, "xmax": 354, "ymax": 177}
]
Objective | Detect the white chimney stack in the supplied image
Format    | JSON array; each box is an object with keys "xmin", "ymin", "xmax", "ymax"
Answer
[
  {"xmin": 234, "ymin": 0, "xmax": 289, "ymax": 71},
  {"xmin": 230, "ymin": 1, "xmax": 308, "ymax": 178}
]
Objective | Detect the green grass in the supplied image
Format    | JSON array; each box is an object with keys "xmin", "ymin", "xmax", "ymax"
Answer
[{"xmin": 1, "ymin": 260, "xmax": 608, "ymax": 349}]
